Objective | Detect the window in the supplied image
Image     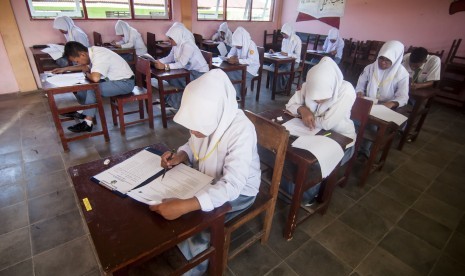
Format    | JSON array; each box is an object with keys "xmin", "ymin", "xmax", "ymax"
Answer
[
  {"xmin": 26, "ymin": 0, "xmax": 171, "ymax": 20},
  {"xmin": 197, "ymin": 0, "xmax": 273, "ymax": 21}
]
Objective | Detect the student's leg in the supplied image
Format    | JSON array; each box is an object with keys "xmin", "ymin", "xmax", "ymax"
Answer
[
  {"xmin": 119, "ymin": 53, "xmax": 133, "ymax": 63},
  {"xmin": 225, "ymin": 70, "xmax": 244, "ymax": 99},
  {"xmin": 177, "ymin": 195, "xmax": 256, "ymax": 276},
  {"xmin": 276, "ymin": 63, "xmax": 293, "ymax": 91}
]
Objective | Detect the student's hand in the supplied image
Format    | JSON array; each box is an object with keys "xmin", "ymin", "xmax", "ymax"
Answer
[
  {"xmin": 161, "ymin": 150, "xmax": 187, "ymax": 169},
  {"xmin": 330, "ymin": 50, "xmax": 337, "ymax": 56},
  {"xmin": 228, "ymin": 56, "xmax": 239, "ymax": 64},
  {"xmin": 298, "ymin": 106, "xmax": 316, "ymax": 129},
  {"xmin": 82, "ymin": 65, "xmax": 90, "ymax": 73},
  {"xmin": 269, "ymin": 49, "xmax": 274, "ymax": 54},
  {"xmin": 149, "ymin": 197, "xmax": 201, "ymax": 220},
  {"xmin": 280, "ymin": 52, "xmax": 288, "ymax": 56},
  {"xmin": 383, "ymin": 101, "xmax": 398, "ymax": 109},
  {"xmin": 51, "ymin": 68, "xmax": 66, "ymax": 74},
  {"xmin": 356, "ymin": 92, "xmax": 364, "ymax": 98},
  {"xmin": 410, "ymin": 83, "xmax": 417, "ymax": 91},
  {"xmin": 110, "ymin": 40, "xmax": 117, "ymax": 46},
  {"xmin": 153, "ymin": 60, "xmax": 165, "ymax": 70}
]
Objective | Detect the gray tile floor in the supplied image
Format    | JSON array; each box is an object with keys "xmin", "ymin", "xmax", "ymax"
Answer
[{"xmin": 0, "ymin": 80, "xmax": 465, "ymax": 276}]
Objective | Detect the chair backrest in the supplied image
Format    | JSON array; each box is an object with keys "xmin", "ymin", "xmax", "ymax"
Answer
[
  {"xmin": 135, "ymin": 57, "xmax": 152, "ymax": 94},
  {"xmin": 200, "ymin": 50, "xmax": 212, "ymax": 70},
  {"xmin": 256, "ymin": 46, "xmax": 265, "ymax": 76},
  {"xmin": 447, "ymin": 38, "xmax": 463, "ymax": 64},
  {"xmin": 351, "ymin": 97, "xmax": 373, "ymax": 154},
  {"xmin": 299, "ymin": 42, "xmax": 308, "ymax": 68},
  {"xmin": 315, "ymin": 35, "xmax": 327, "ymax": 50},
  {"xmin": 93, "ymin": 32, "xmax": 102, "ymax": 46},
  {"xmin": 193, "ymin": 33, "xmax": 203, "ymax": 48},
  {"xmin": 147, "ymin": 32, "xmax": 157, "ymax": 57}
]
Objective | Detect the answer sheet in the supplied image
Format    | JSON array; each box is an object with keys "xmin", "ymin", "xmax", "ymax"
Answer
[
  {"xmin": 282, "ymin": 118, "xmax": 321, "ymax": 137},
  {"xmin": 46, "ymin": 73, "xmax": 86, "ymax": 87},
  {"xmin": 370, "ymin": 104, "xmax": 408, "ymax": 126}
]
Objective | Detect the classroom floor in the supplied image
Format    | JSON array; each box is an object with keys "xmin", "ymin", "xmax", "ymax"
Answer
[{"xmin": 0, "ymin": 79, "xmax": 465, "ymax": 276}]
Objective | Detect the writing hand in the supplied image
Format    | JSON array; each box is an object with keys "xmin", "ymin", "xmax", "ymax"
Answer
[
  {"xmin": 228, "ymin": 56, "xmax": 239, "ymax": 64},
  {"xmin": 298, "ymin": 106, "xmax": 316, "ymax": 129},
  {"xmin": 269, "ymin": 49, "xmax": 274, "ymax": 54},
  {"xmin": 161, "ymin": 150, "xmax": 187, "ymax": 169},
  {"xmin": 280, "ymin": 52, "xmax": 288, "ymax": 56},
  {"xmin": 153, "ymin": 60, "xmax": 165, "ymax": 70}
]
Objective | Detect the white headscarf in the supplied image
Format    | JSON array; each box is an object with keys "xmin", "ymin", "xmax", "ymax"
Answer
[
  {"xmin": 219, "ymin": 22, "xmax": 229, "ymax": 33},
  {"xmin": 174, "ymin": 69, "xmax": 238, "ymax": 178},
  {"xmin": 166, "ymin": 23, "xmax": 196, "ymax": 61},
  {"xmin": 172, "ymin": 22, "xmax": 195, "ymax": 44},
  {"xmin": 217, "ymin": 22, "xmax": 233, "ymax": 46},
  {"xmin": 53, "ymin": 16, "xmax": 80, "ymax": 41},
  {"xmin": 323, "ymin": 28, "xmax": 343, "ymax": 53},
  {"xmin": 281, "ymin": 23, "xmax": 294, "ymax": 36},
  {"xmin": 301, "ymin": 57, "xmax": 343, "ymax": 115},
  {"xmin": 366, "ymin": 40, "xmax": 405, "ymax": 99},
  {"xmin": 115, "ymin": 20, "xmax": 135, "ymax": 43},
  {"xmin": 231, "ymin": 27, "xmax": 252, "ymax": 59}
]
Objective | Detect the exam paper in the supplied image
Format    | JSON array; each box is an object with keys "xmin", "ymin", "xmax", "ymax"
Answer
[
  {"xmin": 41, "ymin": 44, "xmax": 65, "ymax": 60},
  {"xmin": 282, "ymin": 118, "xmax": 321, "ymax": 137},
  {"xmin": 370, "ymin": 104, "xmax": 408, "ymax": 126},
  {"xmin": 127, "ymin": 163, "xmax": 214, "ymax": 205},
  {"xmin": 292, "ymin": 136, "xmax": 344, "ymax": 178},
  {"xmin": 46, "ymin": 73, "xmax": 86, "ymax": 87},
  {"xmin": 217, "ymin": 42, "xmax": 228, "ymax": 57},
  {"xmin": 93, "ymin": 149, "xmax": 164, "ymax": 194}
]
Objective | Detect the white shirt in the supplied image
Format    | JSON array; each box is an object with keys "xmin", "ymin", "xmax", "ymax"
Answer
[
  {"xmin": 402, "ymin": 53, "xmax": 441, "ymax": 83},
  {"xmin": 322, "ymin": 37, "xmax": 344, "ymax": 60},
  {"xmin": 355, "ymin": 62, "xmax": 410, "ymax": 107},
  {"xmin": 159, "ymin": 42, "xmax": 209, "ymax": 72},
  {"xmin": 178, "ymin": 111, "xmax": 261, "ymax": 211},
  {"xmin": 286, "ymin": 81, "xmax": 356, "ymax": 141},
  {"xmin": 281, "ymin": 34, "xmax": 302, "ymax": 63},
  {"xmin": 89, "ymin": 47, "xmax": 133, "ymax": 81},
  {"xmin": 117, "ymin": 28, "xmax": 147, "ymax": 56},
  {"xmin": 227, "ymin": 41, "xmax": 260, "ymax": 76}
]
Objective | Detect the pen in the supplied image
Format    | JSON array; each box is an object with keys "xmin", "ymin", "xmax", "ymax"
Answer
[
  {"xmin": 161, "ymin": 149, "xmax": 176, "ymax": 181},
  {"xmin": 324, "ymin": 132, "xmax": 332, "ymax": 137}
]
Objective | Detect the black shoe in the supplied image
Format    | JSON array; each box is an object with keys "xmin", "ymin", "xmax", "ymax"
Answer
[
  {"xmin": 236, "ymin": 97, "xmax": 241, "ymax": 102},
  {"xmin": 304, "ymin": 197, "xmax": 317, "ymax": 207},
  {"xmin": 68, "ymin": 121, "xmax": 92, "ymax": 133},
  {"xmin": 61, "ymin": 112, "xmax": 85, "ymax": 120}
]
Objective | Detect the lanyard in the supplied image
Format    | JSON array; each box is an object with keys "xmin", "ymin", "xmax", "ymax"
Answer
[{"xmin": 190, "ymin": 139, "xmax": 221, "ymax": 163}]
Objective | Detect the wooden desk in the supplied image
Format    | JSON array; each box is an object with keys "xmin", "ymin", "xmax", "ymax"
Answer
[
  {"xmin": 213, "ymin": 62, "xmax": 247, "ymax": 109},
  {"xmin": 259, "ymin": 109, "xmax": 352, "ymax": 240},
  {"xmin": 68, "ymin": 144, "xmax": 231, "ymax": 275},
  {"xmin": 40, "ymin": 73, "xmax": 110, "ymax": 151},
  {"xmin": 151, "ymin": 68, "xmax": 191, "ymax": 128},
  {"xmin": 264, "ymin": 55, "xmax": 296, "ymax": 99},
  {"xmin": 202, "ymin": 40, "xmax": 220, "ymax": 53},
  {"xmin": 155, "ymin": 42, "xmax": 173, "ymax": 57}
]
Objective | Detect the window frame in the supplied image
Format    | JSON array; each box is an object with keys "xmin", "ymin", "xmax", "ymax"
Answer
[
  {"xmin": 25, "ymin": 0, "xmax": 172, "ymax": 21},
  {"xmin": 196, "ymin": 0, "xmax": 274, "ymax": 22}
]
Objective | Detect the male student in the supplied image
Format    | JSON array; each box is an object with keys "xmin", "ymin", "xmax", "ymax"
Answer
[
  {"xmin": 52, "ymin": 41, "xmax": 134, "ymax": 133},
  {"xmin": 402, "ymin": 47, "xmax": 441, "ymax": 90}
]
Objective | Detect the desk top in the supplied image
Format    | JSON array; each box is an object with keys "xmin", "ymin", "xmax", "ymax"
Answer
[
  {"xmin": 264, "ymin": 55, "xmax": 296, "ymax": 63},
  {"xmin": 150, "ymin": 67, "xmax": 190, "ymax": 79},
  {"xmin": 212, "ymin": 61, "xmax": 247, "ymax": 71},
  {"xmin": 30, "ymin": 46, "xmax": 135, "ymax": 55},
  {"xmin": 39, "ymin": 72, "xmax": 96, "ymax": 91},
  {"xmin": 68, "ymin": 144, "xmax": 231, "ymax": 273}
]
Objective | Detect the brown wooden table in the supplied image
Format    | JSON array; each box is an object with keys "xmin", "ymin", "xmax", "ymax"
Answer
[
  {"xmin": 202, "ymin": 40, "xmax": 220, "ymax": 53},
  {"xmin": 263, "ymin": 55, "xmax": 296, "ymax": 99},
  {"xmin": 68, "ymin": 143, "xmax": 231, "ymax": 275},
  {"xmin": 259, "ymin": 109, "xmax": 352, "ymax": 240},
  {"xmin": 213, "ymin": 61, "xmax": 247, "ymax": 109},
  {"xmin": 155, "ymin": 42, "xmax": 173, "ymax": 57},
  {"xmin": 40, "ymin": 73, "xmax": 110, "ymax": 151},
  {"xmin": 151, "ymin": 68, "xmax": 191, "ymax": 128}
]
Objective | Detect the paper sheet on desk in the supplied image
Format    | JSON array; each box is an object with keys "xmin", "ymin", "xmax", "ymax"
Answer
[
  {"xmin": 292, "ymin": 136, "xmax": 344, "ymax": 178},
  {"xmin": 217, "ymin": 42, "xmax": 228, "ymax": 56},
  {"xmin": 282, "ymin": 118, "xmax": 321, "ymax": 137},
  {"xmin": 264, "ymin": 53, "xmax": 289, "ymax": 59},
  {"xmin": 46, "ymin": 73, "xmax": 86, "ymax": 86},
  {"xmin": 370, "ymin": 104, "xmax": 408, "ymax": 126},
  {"xmin": 127, "ymin": 163, "xmax": 214, "ymax": 205},
  {"xmin": 41, "ymin": 44, "xmax": 65, "ymax": 60}
]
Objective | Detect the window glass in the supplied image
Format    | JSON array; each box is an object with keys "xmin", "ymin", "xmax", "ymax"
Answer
[
  {"xmin": 226, "ymin": 0, "xmax": 251, "ymax": 21},
  {"xmin": 85, "ymin": 0, "xmax": 131, "ymax": 19},
  {"xmin": 134, "ymin": 0, "xmax": 170, "ymax": 19},
  {"xmin": 27, "ymin": 0, "xmax": 83, "ymax": 18},
  {"xmin": 251, "ymin": 0, "xmax": 273, "ymax": 21},
  {"xmin": 197, "ymin": 0, "xmax": 224, "ymax": 20}
]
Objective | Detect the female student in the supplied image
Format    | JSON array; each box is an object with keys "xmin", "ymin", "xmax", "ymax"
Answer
[
  {"xmin": 226, "ymin": 27, "xmax": 260, "ymax": 100},
  {"xmin": 267, "ymin": 23, "xmax": 302, "ymax": 91},
  {"xmin": 285, "ymin": 57, "xmax": 356, "ymax": 205},
  {"xmin": 355, "ymin": 40, "xmax": 409, "ymax": 158},
  {"xmin": 53, "ymin": 16, "xmax": 89, "ymax": 67},
  {"xmin": 153, "ymin": 23, "xmax": 209, "ymax": 109},
  {"xmin": 212, "ymin": 22, "xmax": 233, "ymax": 47},
  {"xmin": 112, "ymin": 20, "xmax": 147, "ymax": 57},
  {"xmin": 322, "ymin": 28, "xmax": 344, "ymax": 64},
  {"xmin": 150, "ymin": 69, "xmax": 261, "ymax": 275}
]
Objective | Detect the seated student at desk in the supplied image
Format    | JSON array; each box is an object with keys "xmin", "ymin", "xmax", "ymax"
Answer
[
  {"xmin": 150, "ymin": 69, "xmax": 261, "ymax": 275},
  {"xmin": 355, "ymin": 40, "xmax": 409, "ymax": 158},
  {"xmin": 211, "ymin": 22, "xmax": 233, "ymax": 51},
  {"xmin": 402, "ymin": 47, "xmax": 441, "ymax": 91},
  {"xmin": 322, "ymin": 28, "xmax": 344, "ymax": 64},
  {"xmin": 267, "ymin": 23, "xmax": 302, "ymax": 91},
  {"xmin": 284, "ymin": 57, "xmax": 356, "ymax": 206},
  {"xmin": 153, "ymin": 23, "xmax": 209, "ymax": 109},
  {"xmin": 52, "ymin": 16, "xmax": 90, "ymax": 67},
  {"xmin": 52, "ymin": 41, "xmax": 134, "ymax": 133},
  {"xmin": 226, "ymin": 27, "xmax": 260, "ymax": 100},
  {"xmin": 111, "ymin": 20, "xmax": 147, "ymax": 60}
]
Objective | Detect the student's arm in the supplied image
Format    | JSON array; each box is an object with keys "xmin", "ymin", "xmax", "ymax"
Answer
[
  {"xmin": 335, "ymin": 39, "xmax": 344, "ymax": 59},
  {"xmin": 158, "ymin": 48, "xmax": 175, "ymax": 64},
  {"xmin": 85, "ymin": 71, "xmax": 102, "ymax": 83},
  {"xmin": 285, "ymin": 86, "xmax": 306, "ymax": 115},
  {"xmin": 227, "ymin": 47, "xmax": 237, "ymax": 58},
  {"xmin": 149, "ymin": 197, "xmax": 201, "ymax": 220},
  {"xmin": 51, "ymin": 64, "xmax": 89, "ymax": 74},
  {"xmin": 387, "ymin": 75, "xmax": 409, "ymax": 108},
  {"xmin": 212, "ymin": 32, "xmax": 220, "ymax": 41},
  {"xmin": 316, "ymin": 87, "xmax": 355, "ymax": 130},
  {"xmin": 411, "ymin": 81, "xmax": 434, "ymax": 90},
  {"xmin": 119, "ymin": 30, "xmax": 136, "ymax": 49},
  {"xmin": 238, "ymin": 45, "xmax": 259, "ymax": 66},
  {"xmin": 167, "ymin": 44, "xmax": 195, "ymax": 69},
  {"xmin": 355, "ymin": 66, "xmax": 370, "ymax": 97}
]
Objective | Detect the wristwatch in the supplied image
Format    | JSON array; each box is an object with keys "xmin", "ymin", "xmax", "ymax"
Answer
[{"xmin": 164, "ymin": 63, "xmax": 170, "ymax": 71}]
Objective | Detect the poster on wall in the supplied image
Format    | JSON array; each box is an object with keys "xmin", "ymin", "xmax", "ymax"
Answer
[{"xmin": 298, "ymin": 0, "xmax": 346, "ymax": 18}]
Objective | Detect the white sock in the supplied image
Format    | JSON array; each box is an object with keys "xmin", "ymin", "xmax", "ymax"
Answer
[{"xmin": 84, "ymin": 119, "xmax": 93, "ymax": 126}]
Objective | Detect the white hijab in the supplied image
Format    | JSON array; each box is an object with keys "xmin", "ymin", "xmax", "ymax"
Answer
[
  {"xmin": 231, "ymin": 27, "xmax": 252, "ymax": 59},
  {"xmin": 172, "ymin": 22, "xmax": 195, "ymax": 44},
  {"xmin": 281, "ymin": 23, "xmax": 294, "ymax": 37},
  {"xmin": 167, "ymin": 23, "xmax": 195, "ymax": 60},
  {"xmin": 115, "ymin": 20, "xmax": 135, "ymax": 43},
  {"xmin": 301, "ymin": 57, "xmax": 343, "ymax": 115},
  {"xmin": 217, "ymin": 22, "xmax": 232, "ymax": 45},
  {"xmin": 174, "ymin": 69, "xmax": 238, "ymax": 178},
  {"xmin": 324, "ymin": 28, "xmax": 343, "ymax": 52},
  {"xmin": 366, "ymin": 40, "xmax": 405, "ymax": 99},
  {"xmin": 53, "ymin": 16, "xmax": 82, "ymax": 41}
]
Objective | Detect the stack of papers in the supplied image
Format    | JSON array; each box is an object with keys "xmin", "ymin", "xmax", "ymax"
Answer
[
  {"xmin": 46, "ymin": 73, "xmax": 86, "ymax": 86},
  {"xmin": 370, "ymin": 105, "xmax": 408, "ymax": 126},
  {"xmin": 264, "ymin": 53, "xmax": 289, "ymax": 59},
  {"xmin": 282, "ymin": 118, "xmax": 321, "ymax": 137},
  {"xmin": 41, "ymin": 44, "xmax": 65, "ymax": 60}
]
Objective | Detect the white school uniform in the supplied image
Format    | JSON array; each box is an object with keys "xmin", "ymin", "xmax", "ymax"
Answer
[
  {"xmin": 174, "ymin": 69, "xmax": 261, "ymax": 211},
  {"xmin": 402, "ymin": 53, "xmax": 441, "ymax": 83},
  {"xmin": 212, "ymin": 22, "xmax": 233, "ymax": 47},
  {"xmin": 115, "ymin": 20, "xmax": 147, "ymax": 56},
  {"xmin": 228, "ymin": 27, "xmax": 260, "ymax": 76},
  {"xmin": 355, "ymin": 40, "xmax": 409, "ymax": 107},
  {"xmin": 53, "ymin": 16, "xmax": 89, "ymax": 47},
  {"xmin": 88, "ymin": 47, "xmax": 133, "ymax": 81},
  {"xmin": 281, "ymin": 23, "xmax": 302, "ymax": 63},
  {"xmin": 322, "ymin": 28, "xmax": 344, "ymax": 60}
]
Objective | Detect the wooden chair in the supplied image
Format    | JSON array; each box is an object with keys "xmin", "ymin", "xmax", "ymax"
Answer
[
  {"xmin": 194, "ymin": 33, "xmax": 203, "ymax": 49},
  {"xmin": 110, "ymin": 57, "xmax": 154, "ymax": 134},
  {"xmin": 147, "ymin": 32, "xmax": 163, "ymax": 59},
  {"xmin": 200, "ymin": 50, "xmax": 212, "ymax": 70},
  {"xmin": 315, "ymin": 34, "xmax": 327, "ymax": 50},
  {"xmin": 222, "ymin": 110, "xmax": 288, "ymax": 273},
  {"xmin": 263, "ymin": 30, "xmax": 275, "ymax": 52},
  {"xmin": 291, "ymin": 42, "xmax": 309, "ymax": 89},
  {"xmin": 251, "ymin": 46, "xmax": 265, "ymax": 101},
  {"xmin": 93, "ymin": 31, "xmax": 102, "ymax": 46},
  {"xmin": 446, "ymin": 39, "xmax": 462, "ymax": 64}
]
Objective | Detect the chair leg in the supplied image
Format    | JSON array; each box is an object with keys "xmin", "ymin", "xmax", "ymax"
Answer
[
  {"xmin": 261, "ymin": 202, "xmax": 276, "ymax": 244},
  {"xmin": 117, "ymin": 100, "xmax": 126, "ymax": 135},
  {"xmin": 146, "ymin": 99, "xmax": 154, "ymax": 130},
  {"xmin": 110, "ymin": 98, "xmax": 118, "ymax": 126},
  {"xmin": 266, "ymin": 72, "xmax": 270, "ymax": 89},
  {"xmin": 138, "ymin": 100, "xmax": 144, "ymax": 119},
  {"xmin": 256, "ymin": 76, "xmax": 262, "ymax": 102},
  {"xmin": 222, "ymin": 231, "xmax": 232, "ymax": 275}
]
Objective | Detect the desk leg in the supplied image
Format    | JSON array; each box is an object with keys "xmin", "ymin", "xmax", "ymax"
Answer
[
  {"xmin": 209, "ymin": 213, "xmax": 226, "ymax": 276},
  {"xmin": 47, "ymin": 91, "xmax": 69, "ymax": 151},
  {"xmin": 95, "ymin": 86, "xmax": 110, "ymax": 142},
  {"xmin": 284, "ymin": 163, "xmax": 308, "ymax": 240},
  {"xmin": 241, "ymin": 68, "xmax": 246, "ymax": 109},
  {"xmin": 158, "ymin": 79, "xmax": 168, "ymax": 129},
  {"xmin": 271, "ymin": 65, "xmax": 278, "ymax": 100}
]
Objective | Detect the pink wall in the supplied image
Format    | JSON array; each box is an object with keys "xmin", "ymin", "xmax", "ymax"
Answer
[
  {"xmin": 0, "ymin": 35, "xmax": 19, "ymax": 94},
  {"xmin": 282, "ymin": 0, "xmax": 465, "ymax": 57}
]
